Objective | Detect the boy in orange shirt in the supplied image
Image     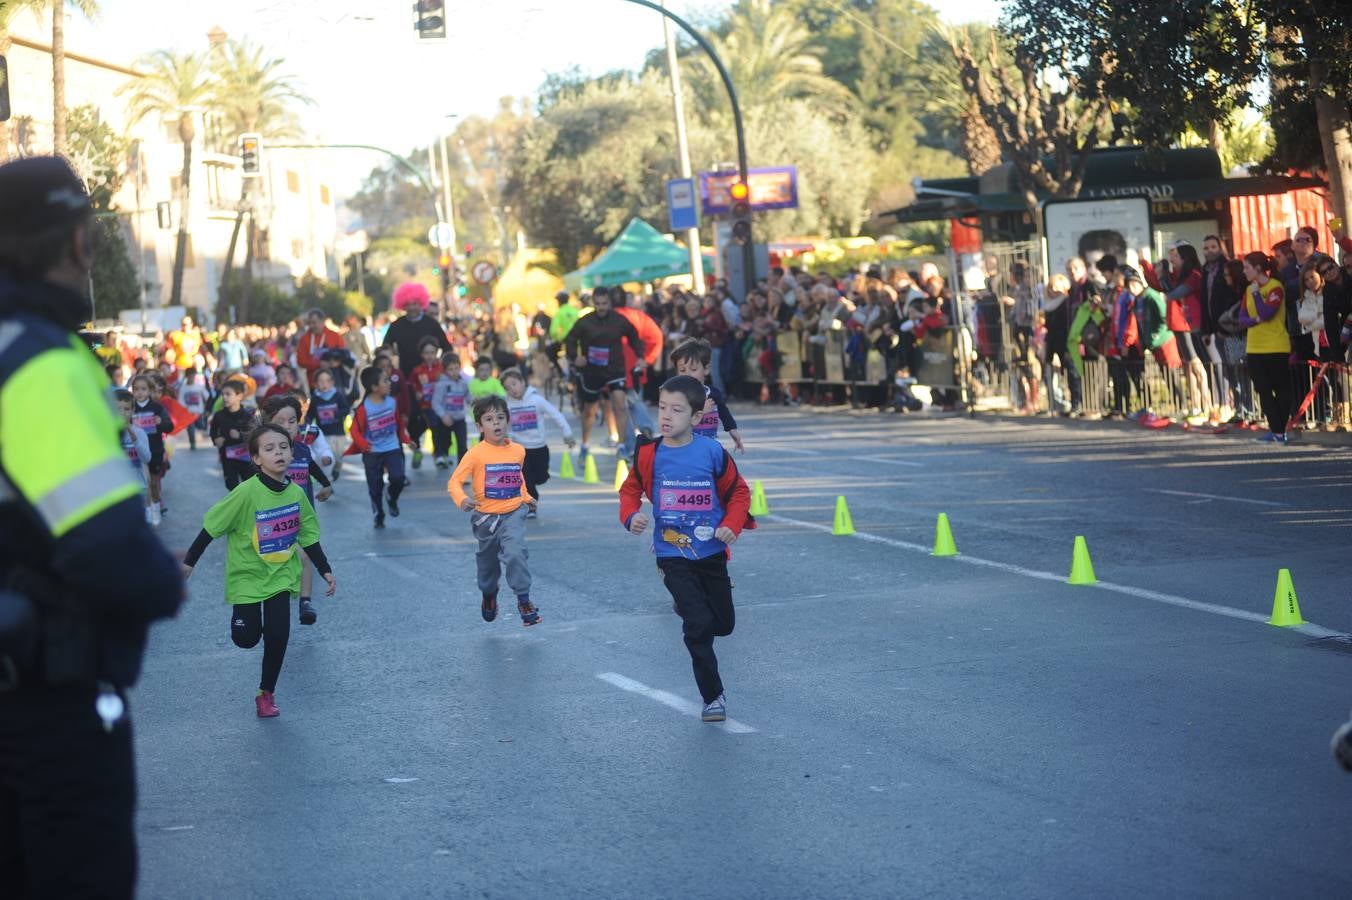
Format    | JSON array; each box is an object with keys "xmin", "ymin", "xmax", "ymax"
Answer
[{"xmin": 448, "ymin": 395, "xmax": 540, "ymax": 626}]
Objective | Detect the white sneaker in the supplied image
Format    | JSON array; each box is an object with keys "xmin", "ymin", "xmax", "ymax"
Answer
[
  {"xmin": 148, "ymin": 504, "xmax": 161, "ymax": 526},
  {"xmin": 701, "ymin": 693, "xmax": 726, "ymax": 722}
]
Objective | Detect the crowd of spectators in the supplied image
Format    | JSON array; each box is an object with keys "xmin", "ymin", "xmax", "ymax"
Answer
[{"xmin": 973, "ymin": 226, "xmax": 1352, "ymax": 438}]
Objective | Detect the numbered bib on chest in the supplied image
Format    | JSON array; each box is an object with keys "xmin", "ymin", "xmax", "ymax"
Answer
[
  {"xmin": 317, "ymin": 404, "xmax": 337, "ymax": 425},
  {"xmin": 510, "ymin": 408, "xmax": 538, "ymax": 432},
  {"xmin": 694, "ymin": 408, "xmax": 720, "ymax": 437},
  {"xmin": 132, "ymin": 411, "xmax": 158, "ymax": 432},
  {"xmin": 368, "ymin": 410, "xmax": 397, "ymax": 444},
  {"xmin": 122, "ymin": 433, "xmax": 140, "ymax": 467},
  {"xmin": 224, "ymin": 443, "xmax": 251, "ymax": 461},
  {"xmin": 421, "ymin": 381, "xmax": 436, "ymax": 404},
  {"xmin": 659, "ymin": 482, "xmax": 715, "ymax": 513},
  {"xmin": 255, "ymin": 502, "xmax": 301, "ymax": 560},
  {"xmin": 586, "ymin": 345, "xmax": 610, "ymax": 367},
  {"xmin": 484, "ymin": 462, "xmax": 523, "ymax": 499},
  {"xmin": 287, "ymin": 460, "xmax": 310, "ymax": 487},
  {"xmin": 184, "ymin": 389, "xmax": 203, "ymax": 407}
]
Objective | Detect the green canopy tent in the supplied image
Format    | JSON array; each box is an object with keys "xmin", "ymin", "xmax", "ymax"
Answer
[{"xmin": 564, "ymin": 218, "xmax": 709, "ymax": 291}]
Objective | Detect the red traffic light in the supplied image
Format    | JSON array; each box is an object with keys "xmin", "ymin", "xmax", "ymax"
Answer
[
  {"xmin": 729, "ymin": 181, "xmax": 749, "ymax": 201},
  {"xmin": 464, "ymin": 243, "xmax": 473, "ymax": 255}
]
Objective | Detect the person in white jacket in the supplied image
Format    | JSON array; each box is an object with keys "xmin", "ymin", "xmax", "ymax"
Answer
[
  {"xmin": 431, "ymin": 352, "xmax": 472, "ymax": 468},
  {"xmin": 501, "ymin": 367, "xmax": 574, "ymax": 519}
]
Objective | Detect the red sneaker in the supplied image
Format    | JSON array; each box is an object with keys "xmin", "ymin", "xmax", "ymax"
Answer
[{"xmin": 255, "ymin": 691, "xmax": 280, "ymax": 718}]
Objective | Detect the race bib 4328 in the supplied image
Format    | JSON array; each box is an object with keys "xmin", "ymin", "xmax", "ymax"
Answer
[{"xmin": 255, "ymin": 502, "xmax": 301, "ymax": 558}]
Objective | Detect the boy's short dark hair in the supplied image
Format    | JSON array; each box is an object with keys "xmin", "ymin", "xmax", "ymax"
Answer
[
  {"xmin": 472, "ymin": 394, "xmax": 509, "ymax": 424},
  {"xmin": 670, "ymin": 338, "xmax": 712, "ymax": 369},
  {"xmin": 441, "ymin": 352, "xmax": 460, "ymax": 368},
  {"xmin": 113, "ymin": 388, "xmax": 133, "ymax": 404},
  {"xmin": 418, "ymin": 336, "xmax": 441, "ymax": 352},
  {"xmin": 262, "ymin": 395, "xmax": 303, "ymax": 422},
  {"xmin": 248, "ymin": 423, "xmax": 291, "ymax": 457},
  {"xmin": 221, "ymin": 378, "xmax": 247, "ymax": 395},
  {"xmin": 499, "ymin": 367, "xmax": 524, "ymax": 384},
  {"xmin": 473, "ymin": 357, "xmax": 492, "ymax": 370},
  {"xmin": 659, "ymin": 375, "xmax": 705, "ymax": 413},
  {"xmin": 359, "ymin": 365, "xmax": 384, "ymax": 393}
]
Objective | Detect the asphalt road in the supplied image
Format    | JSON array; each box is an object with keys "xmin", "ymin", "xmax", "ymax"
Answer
[{"xmin": 134, "ymin": 403, "xmax": 1352, "ymax": 899}]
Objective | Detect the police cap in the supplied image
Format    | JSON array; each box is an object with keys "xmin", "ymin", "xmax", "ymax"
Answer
[{"xmin": 0, "ymin": 156, "xmax": 92, "ymax": 236}]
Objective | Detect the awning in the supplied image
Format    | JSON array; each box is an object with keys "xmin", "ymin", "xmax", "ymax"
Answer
[
  {"xmin": 885, "ymin": 174, "xmax": 1328, "ymax": 224},
  {"xmin": 563, "ymin": 219, "xmax": 699, "ymax": 290}
]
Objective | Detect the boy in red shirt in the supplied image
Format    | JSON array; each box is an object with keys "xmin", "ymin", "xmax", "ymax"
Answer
[
  {"xmin": 409, "ymin": 337, "xmax": 443, "ymax": 470},
  {"xmin": 618, "ymin": 375, "xmax": 752, "ymax": 723}
]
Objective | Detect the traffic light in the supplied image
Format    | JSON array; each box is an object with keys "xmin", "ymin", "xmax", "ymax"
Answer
[
  {"xmin": 729, "ymin": 181, "xmax": 752, "ymax": 245},
  {"xmin": 413, "ymin": 0, "xmax": 446, "ymax": 39},
  {"xmin": 0, "ymin": 56, "xmax": 10, "ymax": 123},
  {"xmin": 464, "ymin": 242, "xmax": 473, "ymax": 256},
  {"xmin": 239, "ymin": 133, "xmax": 261, "ymax": 177}
]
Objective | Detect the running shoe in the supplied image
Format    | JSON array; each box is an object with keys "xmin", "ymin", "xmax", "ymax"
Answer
[
  {"xmin": 517, "ymin": 598, "xmax": 541, "ymax": 627},
  {"xmin": 412, "ymin": 449, "xmax": 423, "ymax": 470},
  {"xmin": 578, "ymin": 443, "xmax": 590, "ymax": 460},
  {"xmin": 1255, "ymin": 431, "xmax": 1288, "ymax": 444},
  {"xmin": 298, "ymin": 598, "xmax": 317, "ymax": 625},
  {"xmin": 386, "ymin": 490, "xmax": 400, "ymax": 517},
  {"xmin": 525, "ymin": 508, "xmax": 538, "ymax": 519},
  {"xmin": 148, "ymin": 504, "xmax": 161, "ymax": 526},
  {"xmin": 701, "ymin": 693, "xmax": 726, "ymax": 722},
  {"xmin": 331, "ymin": 464, "xmax": 342, "ymax": 480},
  {"xmin": 373, "ymin": 512, "xmax": 385, "ymax": 529},
  {"xmin": 255, "ymin": 691, "xmax": 280, "ymax": 718},
  {"xmin": 482, "ymin": 592, "xmax": 498, "ymax": 622},
  {"xmin": 435, "ymin": 456, "xmax": 449, "ymax": 469},
  {"xmin": 1185, "ymin": 413, "xmax": 1209, "ymax": 427}
]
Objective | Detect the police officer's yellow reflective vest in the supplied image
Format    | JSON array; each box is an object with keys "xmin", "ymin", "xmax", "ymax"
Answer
[{"xmin": 0, "ymin": 316, "xmax": 140, "ymax": 538}]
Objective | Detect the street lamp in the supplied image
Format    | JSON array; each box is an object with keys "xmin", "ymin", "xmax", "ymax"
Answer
[{"xmin": 621, "ymin": 0, "xmax": 754, "ymax": 300}]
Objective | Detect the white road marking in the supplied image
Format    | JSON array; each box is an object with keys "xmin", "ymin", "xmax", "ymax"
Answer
[
  {"xmin": 596, "ymin": 672, "xmax": 756, "ymax": 733},
  {"xmin": 850, "ymin": 456, "xmax": 925, "ymax": 467},
  {"xmin": 763, "ymin": 514, "xmax": 1348, "ymax": 640},
  {"xmin": 161, "ymin": 825, "xmax": 195, "ymax": 832},
  {"xmin": 1147, "ymin": 488, "xmax": 1284, "ymax": 507},
  {"xmin": 384, "ymin": 777, "xmax": 419, "ymax": 784}
]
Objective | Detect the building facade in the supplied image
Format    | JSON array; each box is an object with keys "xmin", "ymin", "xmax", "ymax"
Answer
[{"xmin": 3, "ymin": 17, "xmax": 338, "ymax": 327}]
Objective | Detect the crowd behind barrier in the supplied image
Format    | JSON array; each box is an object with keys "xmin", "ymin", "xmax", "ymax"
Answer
[{"xmin": 92, "ymin": 227, "xmax": 1352, "ymax": 443}]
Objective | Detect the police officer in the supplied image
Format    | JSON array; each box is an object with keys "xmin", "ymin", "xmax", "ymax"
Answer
[{"xmin": 0, "ymin": 156, "xmax": 183, "ymax": 899}]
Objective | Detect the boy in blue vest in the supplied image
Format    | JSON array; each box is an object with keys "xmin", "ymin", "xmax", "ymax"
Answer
[{"xmin": 618, "ymin": 375, "xmax": 752, "ymax": 722}]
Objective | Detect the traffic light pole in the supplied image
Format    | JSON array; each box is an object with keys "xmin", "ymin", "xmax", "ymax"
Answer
[{"xmin": 621, "ymin": 0, "xmax": 756, "ymax": 300}]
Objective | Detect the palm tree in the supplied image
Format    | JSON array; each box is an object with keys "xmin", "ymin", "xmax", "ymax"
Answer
[
  {"xmin": 921, "ymin": 26, "xmax": 1004, "ymax": 177},
  {"xmin": 684, "ymin": 0, "xmax": 855, "ymax": 120},
  {"xmin": 49, "ymin": 0, "xmax": 99, "ymax": 157},
  {"xmin": 0, "ymin": 0, "xmax": 44, "ymax": 162},
  {"xmin": 209, "ymin": 38, "xmax": 311, "ymax": 323},
  {"xmin": 119, "ymin": 50, "xmax": 210, "ymax": 309}
]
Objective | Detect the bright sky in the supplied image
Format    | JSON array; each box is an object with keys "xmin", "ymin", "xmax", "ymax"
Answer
[{"xmin": 40, "ymin": 0, "xmax": 1002, "ymax": 198}]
